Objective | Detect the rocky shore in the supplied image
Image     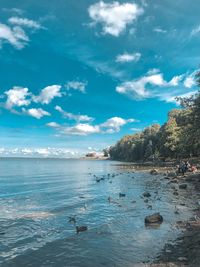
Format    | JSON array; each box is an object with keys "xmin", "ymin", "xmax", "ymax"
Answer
[
  {"xmin": 155, "ymin": 171, "xmax": 200, "ymax": 267},
  {"xmin": 115, "ymin": 162, "xmax": 200, "ymax": 267},
  {"xmin": 133, "ymin": 165, "xmax": 200, "ymax": 267}
]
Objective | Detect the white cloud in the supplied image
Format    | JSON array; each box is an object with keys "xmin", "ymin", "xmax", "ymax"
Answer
[
  {"xmin": 5, "ymin": 87, "xmax": 31, "ymax": 109},
  {"xmin": 66, "ymin": 81, "xmax": 87, "ymax": 93},
  {"xmin": 88, "ymin": 1, "xmax": 143, "ymax": 36},
  {"xmin": 131, "ymin": 127, "xmax": 142, "ymax": 132},
  {"xmin": 116, "ymin": 73, "xmax": 166, "ymax": 99},
  {"xmin": 153, "ymin": 27, "xmax": 167, "ymax": 33},
  {"xmin": 46, "ymin": 122, "xmax": 61, "ymax": 128},
  {"xmin": 184, "ymin": 77, "xmax": 195, "ymax": 88},
  {"xmin": 2, "ymin": 8, "xmax": 24, "ymax": 15},
  {"xmin": 147, "ymin": 68, "xmax": 160, "ymax": 75},
  {"xmin": 116, "ymin": 71, "xmax": 186, "ymax": 100},
  {"xmin": 191, "ymin": 25, "xmax": 200, "ymax": 36},
  {"xmin": 164, "ymin": 91, "xmax": 198, "ymax": 104},
  {"xmin": 168, "ymin": 75, "xmax": 184, "ymax": 86},
  {"xmin": 0, "ymin": 147, "xmax": 80, "ymax": 158},
  {"xmin": 116, "ymin": 52, "xmax": 141, "ymax": 63},
  {"xmin": 0, "ymin": 15, "xmax": 42, "ymax": 49},
  {"xmin": 183, "ymin": 71, "xmax": 197, "ymax": 89},
  {"xmin": 33, "ymin": 85, "xmax": 62, "ymax": 104},
  {"xmin": 0, "ymin": 23, "xmax": 29, "ymax": 49},
  {"xmin": 100, "ymin": 117, "xmax": 134, "ymax": 133},
  {"xmin": 8, "ymin": 17, "xmax": 41, "ymax": 29},
  {"xmin": 55, "ymin": 105, "xmax": 94, "ymax": 122},
  {"xmin": 62, "ymin": 124, "xmax": 100, "ymax": 136},
  {"xmin": 22, "ymin": 108, "xmax": 50, "ymax": 119},
  {"xmin": 47, "ymin": 116, "xmax": 134, "ymax": 136}
]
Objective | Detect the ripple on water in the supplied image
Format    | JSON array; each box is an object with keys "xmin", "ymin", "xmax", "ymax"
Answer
[{"xmin": 0, "ymin": 159, "xmax": 195, "ymax": 267}]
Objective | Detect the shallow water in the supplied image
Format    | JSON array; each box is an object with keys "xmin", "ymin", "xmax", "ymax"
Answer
[{"xmin": 0, "ymin": 158, "xmax": 195, "ymax": 266}]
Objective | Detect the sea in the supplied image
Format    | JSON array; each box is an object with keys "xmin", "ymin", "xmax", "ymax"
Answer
[{"xmin": 0, "ymin": 158, "xmax": 194, "ymax": 267}]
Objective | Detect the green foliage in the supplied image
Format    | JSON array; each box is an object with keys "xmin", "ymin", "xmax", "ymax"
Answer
[{"xmin": 109, "ymin": 88, "xmax": 200, "ymax": 161}]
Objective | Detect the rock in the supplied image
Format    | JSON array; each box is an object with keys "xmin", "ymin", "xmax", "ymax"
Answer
[
  {"xmin": 167, "ymin": 172, "xmax": 177, "ymax": 178},
  {"xmin": 178, "ymin": 257, "xmax": 187, "ymax": 262},
  {"xmin": 150, "ymin": 169, "xmax": 158, "ymax": 175},
  {"xmin": 143, "ymin": 192, "xmax": 151, "ymax": 198},
  {"xmin": 144, "ymin": 199, "xmax": 149, "ymax": 203},
  {"xmin": 173, "ymin": 191, "xmax": 179, "ymax": 196},
  {"xmin": 170, "ymin": 179, "xmax": 178, "ymax": 183},
  {"xmin": 164, "ymin": 176, "xmax": 170, "ymax": 180},
  {"xmin": 179, "ymin": 183, "xmax": 187, "ymax": 189},
  {"xmin": 76, "ymin": 226, "xmax": 88, "ymax": 233},
  {"xmin": 145, "ymin": 213, "xmax": 163, "ymax": 224},
  {"xmin": 119, "ymin": 193, "xmax": 126, "ymax": 197}
]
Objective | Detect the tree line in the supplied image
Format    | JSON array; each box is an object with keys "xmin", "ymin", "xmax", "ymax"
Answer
[{"xmin": 109, "ymin": 74, "xmax": 200, "ymax": 162}]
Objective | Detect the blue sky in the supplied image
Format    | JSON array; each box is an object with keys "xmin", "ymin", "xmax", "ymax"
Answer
[{"xmin": 0, "ymin": 0, "xmax": 199, "ymax": 157}]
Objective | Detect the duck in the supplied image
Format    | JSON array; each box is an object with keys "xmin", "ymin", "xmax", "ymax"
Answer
[
  {"xmin": 76, "ymin": 226, "xmax": 88, "ymax": 234},
  {"xmin": 68, "ymin": 216, "xmax": 77, "ymax": 224}
]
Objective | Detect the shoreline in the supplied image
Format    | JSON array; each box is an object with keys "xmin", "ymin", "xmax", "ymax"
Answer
[
  {"xmin": 155, "ymin": 171, "xmax": 200, "ymax": 267},
  {"xmin": 117, "ymin": 162, "xmax": 200, "ymax": 267}
]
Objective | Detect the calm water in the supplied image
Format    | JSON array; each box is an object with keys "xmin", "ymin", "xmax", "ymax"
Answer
[{"xmin": 0, "ymin": 158, "xmax": 194, "ymax": 267}]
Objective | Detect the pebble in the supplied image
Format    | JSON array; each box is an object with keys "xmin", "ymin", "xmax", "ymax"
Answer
[{"xmin": 178, "ymin": 257, "xmax": 187, "ymax": 261}]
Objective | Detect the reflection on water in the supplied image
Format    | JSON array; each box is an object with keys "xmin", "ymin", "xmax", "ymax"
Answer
[{"xmin": 0, "ymin": 158, "xmax": 194, "ymax": 266}]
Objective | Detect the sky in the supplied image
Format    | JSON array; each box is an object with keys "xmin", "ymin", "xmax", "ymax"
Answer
[{"xmin": 0, "ymin": 0, "xmax": 200, "ymax": 158}]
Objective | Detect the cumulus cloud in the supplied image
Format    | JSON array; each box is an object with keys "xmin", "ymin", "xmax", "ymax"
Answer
[
  {"xmin": 8, "ymin": 17, "xmax": 41, "ymax": 29},
  {"xmin": 5, "ymin": 86, "xmax": 31, "ymax": 109},
  {"xmin": 66, "ymin": 81, "xmax": 87, "ymax": 93},
  {"xmin": 88, "ymin": 1, "xmax": 143, "ymax": 36},
  {"xmin": 183, "ymin": 72, "xmax": 196, "ymax": 88},
  {"xmin": 168, "ymin": 75, "xmax": 184, "ymax": 86},
  {"xmin": 184, "ymin": 77, "xmax": 195, "ymax": 88},
  {"xmin": 116, "ymin": 71, "xmax": 188, "ymax": 100},
  {"xmin": 55, "ymin": 105, "xmax": 94, "ymax": 122},
  {"xmin": 116, "ymin": 52, "xmax": 141, "ymax": 63},
  {"xmin": 0, "ymin": 15, "xmax": 43, "ymax": 49},
  {"xmin": 33, "ymin": 85, "xmax": 62, "ymax": 104},
  {"xmin": 100, "ymin": 117, "xmax": 134, "ymax": 133},
  {"xmin": 0, "ymin": 147, "xmax": 80, "ymax": 158},
  {"xmin": 22, "ymin": 108, "xmax": 50, "ymax": 119},
  {"xmin": 47, "ymin": 116, "xmax": 135, "ymax": 136},
  {"xmin": 0, "ymin": 23, "xmax": 29, "ymax": 49},
  {"xmin": 116, "ymin": 73, "xmax": 166, "ymax": 99},
  {"xmin": 61, "ymin": 124, "xmax": 100, "ymax": 136}
]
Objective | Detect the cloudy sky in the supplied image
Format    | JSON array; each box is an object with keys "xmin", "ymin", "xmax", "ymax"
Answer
[{"xmin": 0, "ymin": 0, "xmax": 199, "ymax": 157}]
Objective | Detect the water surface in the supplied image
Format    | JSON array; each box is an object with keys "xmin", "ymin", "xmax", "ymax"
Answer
[{"xmin": 0, "ymin": 158, "xmax": 194, "ymax": 266}]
